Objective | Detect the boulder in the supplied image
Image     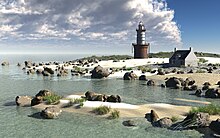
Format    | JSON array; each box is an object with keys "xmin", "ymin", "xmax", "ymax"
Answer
[
  {"xmin": 1, "ymin": 61, "xmax": 9, "ymax": 66},
  {"xmin": 40, "ymin": 106, "xmax": 62, "ymax": 119},
  {"xmin": 42, "ymin": 71, "xmax": 51, "ymax": 76},
  {"xmin": 24, "ymin": 61, "xmax": 32, "ymax": 68},
  {"xmin": 209, "ymin": 119, "xmax": 220, "ymax": 134},
  {"xmin": 195, "ymin": 89, "xmax": 203, "ymax": 97},
  {"xmin": 149, "ymin": 110, "xmax": 159, "ymax": 123},
  {"xmin": 91, "ymin": 65, "xmax": 110, "ymax": 79},
  {"xmin": 36, "ymin": 69, "xmax": 43, "ymax": 74},
  {"xmin": 122, "ymin": 120, "xmax": 138, "ymax": 127},
  {"xmin": 205, "ymin": 88, "xmax": 220, "ymax": 98},
  {"xmin": 203, "ymin": 82, "xmax": 211, "ymax": 86},
  {"xmin": 31, "ymin": 96, "xmax": 43, "ymax": 106},
  {"xmin": 165, "ymin": 77, "xmax": 182, "ymax": 89},
  {"xmin": 36, "ymin": 89, "xmax": 53, "ymax": 97},
  {"xmin": 202, "ymin": 85, "xmax": 210, "ymax": 91},
  {"xmin": 85, "ymin": 91, "xmax": 96, "ymax": 101},
  {"xmin": 44, "ymin": 67, "xmax": 54, "ymax": 74},
  {"xmin": 92, "ymin": 94, "xmax": 107, "ymax": 102},
  {"xmin": 15, "ymin": 96, "xmax": 32, "ymax": 107},
  {"xmin": 171, "ymin": 112, "xmax": 210, "ymax": 130},
  {"xmin": 123, "ymin": 71, "xmax": 137, "ymax": 80},
  {"xmin": 185, "ymin": 77, "xmax": 195, "ymax": 86},
  {"xmin": 107, "ymin": 95, "xmax": 121, "ymax": 103},
  {"xmin": 147, "ymin": 80, "xmax": 155, "ymax": 86},
  {"xmin": 139, "ymin": 75, "xmax": 148, "ymax": 81},
  {"xmin": 155, "ymin": 117, "xmax": 173, "ymax": 128}
]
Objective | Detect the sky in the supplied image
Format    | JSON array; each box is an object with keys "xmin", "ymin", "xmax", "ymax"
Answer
[{"xmin": 0, "ymin": 0, "xmax": 219, "ymax": 55}]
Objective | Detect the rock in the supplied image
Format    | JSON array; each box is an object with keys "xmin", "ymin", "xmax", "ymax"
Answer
[
  {"xmin": 24, "ymin": 61, "xmax": 32, "ymax": 67},
  {"xmin": 107, "ymin": 95, "xmax": 121, "ymax": 103},
  {"xmin": 139, "ymin": 75, "xmax": 148, "ymax": 81},
  {"xmin": 191, "ymin": 85, "xmax": 198, "ymax": 91},
  {"xmin": 123, "ymin": 71, "xmax": 137, "ymax": 80},
  {"xmin": 42, "ymin": 71, "xmax": 51, "ymax": 76},
  {"xmin": 156, "ymin": 117, "xmax": 173, "ymax": 128},
  {"xmin": 15, "ymin": 96, "xmax": 32, "ymax": 107},
  {"xmin": 195, "ymin": 89, "xmax": 203, "ymax": 97},
  {"xmin": 160, "ymin": 84, "xmax": 166, "ymax": 88},
  {"xmin": 209, "ymin": 119, "xmax": 220, "ymax": 134},
  {"xmin": 85, "ymin": 91, "xmax": 96, "ymax": 101},
  {"xmin": 185, "ymin": 77, "xmax": 195, "ymax": 86},
  {"xmin": 31, "ymin": 96, "xmax": 43, "ymax": 106},
  {"xmin": 40, "ymin": 106, "xmax": 62, "ymax": 119},
  {"xmin": 203, "ymin": 82, "xmax": 211, "ymax": 86},
  {"xmin": 202, "ymin": 85, "xmax": 210, "ymax": 91},
  {"xmin": 147, "ymin": 80, "xmax": 155, "ymax": 86},
  {"xmin": 92, "ymin": 94, "xmax": 107, "ymax": 102},
  {"xmin": 205, "ymin": 89, "xmax": 220, "ymax": 98},
  {"xmin": 44, "ymin": 67, "xmax": 54, "ymax": 74},
  {"xmin": 122, "ymin": 120, "xmax": 138, "ymax": 127},
  {"xmin": 171, "ymin": 112, "xmax": 210, "ymax": 130},
  {"xmin": 36, "ymin": 89, "xmax": 53, "ymax": 97},
  {"xmin": 17, "ymin": 63, "xmax": 21, "ymax": 66},
  {"xmin": 1, "ymin": 61, "xmax": 9, "ymax": 66},
  {"xmin": 149, "ymin": 110, "xmax": 159, "ymax": 122},
  {"xmin": 36, "ymin": 69, "xmax": 43, "ymax": 74},
  {"xmin": 165, "ymin": 77, "xmax": 182, "ymax": 89},
  {"xmin": 91, "ymin": 65, "xmax": 110, "ymax": 79}
]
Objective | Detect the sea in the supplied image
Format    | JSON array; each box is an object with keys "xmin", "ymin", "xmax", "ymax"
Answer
[{"xmin": 0, "ymin": 54, "xmax": 218, "ymax": 138}]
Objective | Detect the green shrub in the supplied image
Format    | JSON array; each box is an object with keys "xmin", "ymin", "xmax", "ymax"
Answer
[
  {"xmin": 109, "ymin": 110, "xmax": 120, "ymax": 119},
  {"xmin": 43, "ymin": 94, "xmax": 62, "ymax": 105},
  {"xmin": 188, "ymin": 104, "xmax": 220, "ymax": 115},
  {"xmin": 196, "ymin": 69, "xmax": 206, "ymax": 73},
  {"xmin": 93, "ymin": 106, "xmax": 111, "ymax": 115}
]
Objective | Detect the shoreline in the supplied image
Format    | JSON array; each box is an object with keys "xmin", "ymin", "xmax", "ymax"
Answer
[{"xmin": 32, "ymin": 95, "xmax": 220, "ymax": 121}]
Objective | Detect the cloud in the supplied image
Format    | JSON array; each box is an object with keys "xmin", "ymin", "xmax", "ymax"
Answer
[{"xmin": 0, "ymin": 0, "xmax": 182, "ymax": 49}]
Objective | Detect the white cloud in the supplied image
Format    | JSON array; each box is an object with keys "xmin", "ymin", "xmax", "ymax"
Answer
[{"xmin": 0, "ymin": 0, "xmax": 182, "ymax": 49}]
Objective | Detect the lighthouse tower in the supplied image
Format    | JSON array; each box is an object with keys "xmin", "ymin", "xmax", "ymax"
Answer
[{"xmin": 132, "ymin": 21, "xmax": 150, "ymax": 59}]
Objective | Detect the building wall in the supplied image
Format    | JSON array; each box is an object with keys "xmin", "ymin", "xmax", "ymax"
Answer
[
  {"xmin": 169, "ymin": 59, "xmax": 185, "ymax": 67},
  {"xmin": 185, "ymin": 51, "xmax": 198, "ymax": 67}
]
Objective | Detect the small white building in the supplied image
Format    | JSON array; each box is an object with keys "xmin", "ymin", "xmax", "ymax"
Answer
[{"xmin": 169, "ymin": 47, "xmax": 198, "ymax": 67}]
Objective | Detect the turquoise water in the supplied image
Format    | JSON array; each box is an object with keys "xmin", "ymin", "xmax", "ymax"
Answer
[{"xmin": 0, "ymin": 54, "xmax": 218, "ymax": 138}]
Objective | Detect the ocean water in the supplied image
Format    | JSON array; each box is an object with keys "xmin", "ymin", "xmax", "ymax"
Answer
[{"xmin": 0, "ymin": 54, "xmax": 218, "ymax": 138}]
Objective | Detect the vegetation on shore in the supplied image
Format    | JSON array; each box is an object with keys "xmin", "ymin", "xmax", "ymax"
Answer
[
  {"xmin": 93, "ymin": 106, "xmax": 111, "ymax": 115},
  {"xmin": 77, "ymin": 52, "xmax": 220, "ymax": 61},
  {"xmin": 43, "ymin": 94, "xmax": 62, "ymax": 105},
  {"xmin": 188, "ymin": 104, "xmax": 220, "ymax": 115},
  {"xmin": 109, "ymin": 110, "xmax": 120, "ymax": 119}
]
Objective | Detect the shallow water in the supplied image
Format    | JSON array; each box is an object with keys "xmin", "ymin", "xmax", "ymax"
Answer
[{"xmin": 0, "ymin": 54, "xmax": 218, "ymax": 138}]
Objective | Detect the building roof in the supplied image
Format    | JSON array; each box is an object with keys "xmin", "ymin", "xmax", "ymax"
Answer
[{"xmin": 170, "ymin": 50, "xmax": 191, "ymax": 60}]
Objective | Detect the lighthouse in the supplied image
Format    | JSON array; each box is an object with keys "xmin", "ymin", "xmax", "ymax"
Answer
[{"xmin": 132, "ymin": 21, "xmax": 150, "ymax": 59}]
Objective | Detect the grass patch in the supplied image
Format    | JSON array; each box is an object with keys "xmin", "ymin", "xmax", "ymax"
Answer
[
  {"xmin": 188, "ymin": 104, "xmax": 220, "ymax": 115},
  {"xmin": 43, "ymin": 94, "xmax": 62, "ymax": 105},
  {"xmin": 109, "ymin": 110, "xmax": 120, "ymax": 119},
  {"xmin": 93, "ymin": 106, "xmax": 111, "ymax": 115},
  {"xmin": 171, "ymin": 116, "xmax": 180, "ymax": 122},
  {"xmin": 62, "ymin": 98, "xmax": 85, "ymax": 108}
]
